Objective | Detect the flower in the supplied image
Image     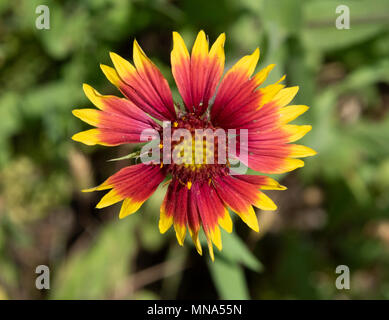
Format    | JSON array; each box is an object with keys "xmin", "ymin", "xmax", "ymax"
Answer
[{"xmin": 72, "ymin": 31, "xmax": 316, "ymax": 260}]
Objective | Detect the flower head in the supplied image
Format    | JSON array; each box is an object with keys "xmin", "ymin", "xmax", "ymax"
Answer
[{"xmin": 72, "ymin": 31, "xmax": 316, "ymax": 260}]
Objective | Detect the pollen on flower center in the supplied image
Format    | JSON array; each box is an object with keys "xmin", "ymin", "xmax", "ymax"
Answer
[
  {"xmin": 166, "ymin": 113, "xmax": 229, "ymax": 187},
  {"xmin": 179, "ymin": 135, "xmax": 209, "ymax": 169}
]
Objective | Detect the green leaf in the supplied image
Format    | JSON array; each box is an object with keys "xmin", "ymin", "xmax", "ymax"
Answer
[
  {"xmin": 51, "ymin": 217, "xmax": 137, "ymax": 299},
  {"xmin": 335, "ymin": 59, "xmax": 389, "ymax": 93},
  {"xmin": 302, "ymin": 0, "xmax": 389, "ymax": 51},
  {"xmin": 198, "ymin": 229, "xmax": 263, "ymax": 272},
  {"xmin": 205, "ymin": 230, "xmax": 263, "ymax": 299},
  {"xmin": 208, "ymin": 257, "xmax": 249, "ymax": 299},
  {"xmin": 107, "ymin": 151, "xmax": 141, "ymax": 162},
  {"xmin": 39, "ymin": 5, "xmax": 90, "ymax": 59},
  {"xmin": 262, "ymin": 0, "xmax": 303, "ymax": 36},
  {"xmin": 218, "ymin": 230, "xmax": 264, "ymax": 272}
]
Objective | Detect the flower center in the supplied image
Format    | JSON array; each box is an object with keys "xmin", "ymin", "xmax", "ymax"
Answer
[{"xmin": 165, "ymin": 113, "xmax": 229, "ymax": 187}]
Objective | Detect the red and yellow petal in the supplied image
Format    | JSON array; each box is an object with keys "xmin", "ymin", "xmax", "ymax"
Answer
[
  {"xmin": 211, "ymin": 64, "xmax": 287, "ymax": 129},
  {"xmin": 72, "ymin": 129, "xmax": 110, "ymax": 146},
  {"xmin": 173, "ymin": 185, "xmax": 189, "ymax": 246},
  {"xmin": 159, "ymin": 181, "xmax": 176, "ymax": 234},
  {"xmin": 213, "ymin": 174, "xmax": 285, "ymax": 234},
  {"xmin": 232, "ymin": 86, "xmax": 305, "ymax": 132},
  {"xmin": 214, "ymin": 177, "xmax": 258, "ymax": 232},
  {"xmin": 288, "ymin": 144, "xmax": 317, "ymax": 158},
  {"xmin": 72, "ymin": 109, "xmax": 100, "ymax": 126},
  {"xmin": 160, "ymin": 180, "xmax": 189, "ymax": 246},
  {"xmin": 239, "ymin": 144, "xmax": 310, "ymax": 174},
  {"xmin": 171, "ymin": 31, "xmax": 225, "ymax": 115},
  {"xmin": 194, "ymin": 182, "xmax": 226, "ymax": 259},
  {"xmin": 171, "ymin": 32, "xmax": 192, "ymax": 111},
  {"xmin": 267, "ymin": 86, "xmax": 300, "ymax": 109},
  {"xmin": 211, "ymin": 47, "xmax": 260, "ymax": 123},
  {"xmin": 132, "ymin": 40, "xmax": 177, "ymax": 119},
  {"xmin": 234, "ymin": 175, "xmax": 287, "ymax": 191},
  {"xmin": 236, "ymin": 135, "xmax": 317, "ymax": 173},
  {"xmin": 187, "ymin": 184, "xmax": 203, "ymax": 255},
  {"xmin": 278, "ymin": 105, "xmax": 310, "ymax": 124},
  {"xmin": 104, "ymin": 43, "xmax": 176, "ymax": 121},
  {"xmin": 220, "ymin": 76, "xmax": 316, "ymax": 174},
  {"xmin": 226, "ymin": 82, "xmax": 287, "ymax": 129},
  {"xmin": 283, "ymin": 125, "xmax": 312, "ymax": 142},
  {"xmin": 72, "ymin": 84, "xmax": 159, "ymax": 146},
  {"xmin": 159, "ymin": 179, "xmax": 234, "ymax": 260},
  {"xmin": 87, "ymin": 164, "xmax": 165, "ymax": 218},
  {"xmin": 81, "ymin": 83, "xmax": 158, "ymax": 123}
]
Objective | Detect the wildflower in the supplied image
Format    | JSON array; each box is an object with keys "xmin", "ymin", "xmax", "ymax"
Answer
[{"xmin": 72, "ymin": 31, "xmax": 316, "ymax": 260}]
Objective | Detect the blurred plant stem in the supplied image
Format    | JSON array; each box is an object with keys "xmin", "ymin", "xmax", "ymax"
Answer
[{"xmin": 110, "ymin": 247, "xmax": 188, "ymax": 299}]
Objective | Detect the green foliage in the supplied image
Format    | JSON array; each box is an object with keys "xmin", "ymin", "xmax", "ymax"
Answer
[
  {"xmin": 51, "ymin": 217, "xmax": 137, "ymax": 299},
  {"xmin": 302, "ymin": 0, "xmax": 389, "ymax": 51},
  {"xmin": 207, "ymin": 230, "xmax": 263, "ymax": 299},
  {"xmin": 208, "ymin": 258, "xmax": 250, "ymax": 299}
]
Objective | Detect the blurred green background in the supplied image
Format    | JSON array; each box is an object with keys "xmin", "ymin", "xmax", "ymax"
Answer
[{"xmin": 1, "ymin": 0, "xmax": 389, "ymax": 299}]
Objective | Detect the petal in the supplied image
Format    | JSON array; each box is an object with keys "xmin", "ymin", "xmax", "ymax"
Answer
[
  {"xmin": 213, "ymin": 176, "xmax": 260, "ymax": 232},
  {"xmin": 200, "ymin": 33, "xmax": 226, "ymax": 115},
  {"xmin": 235, "ymin": 103, "xmax": 308, "ymax": 133},
  {"xmin": 159, "ymin": 209, "xmax": 173, "ymax": 234},
  {"xmin": 283, "ymin": 125, "xmax": 312, "ymax": 142},
  {"xmin": 72, "ymin": 85, "xmax": 159, "ymax": 146},
  {"xmin": 244, "ymin": 156, "xmax": 305, "ymax": 174},
  {"xmin": 173, "ymin": 185, "xmax": 189, "ymax": 246},
  {"xmin": 187, "ymin": 185, "xmax": 203, "ymax": 255},
  {"xmin": 223, "ymin": 80, "xmax": 315, "ymax": 174},
  {"xmin": 174, "ymin": 223, "xmax": 187, "ymax": 246},
  {"xmin": 163, "ymin": 181, "xmax": 231, "ymax": 259},
  {"xmin": 72, "ymin": 109, "xmax": 100, "ymax": 126},
  {"xmin": 278, "ymin": 105, "xmax": 310, "ymax": 124},
  {"xmin": 159, "ymin": 181, "xmax": 177, "ymax": 234},
  {"xmin": 224, "ymin": 82, "xmax": 286, "ymax": 129},
  {"xmin": 252, "ymin": 64, "xmax": 275, "ymax": 86},
  {"xmin": 211, "ymin": 48, "xmax": 259, "ymax": 122},
  {"xmin": 200, "ymin": 183, "xmax": 228, "ymax": 250},
  {"xmin": 193, "ymin": 182, "xmax": 225, "ymax": 258},
  {"xmin": 171, "ymin": 31, "xmax": 225, "ymax": 115},
  {"xmin": 211, "ymin": 66, "xmax": 284, "ymax": 129},
  {"xmin": 234, "ymin": 175, "xmax": 286, "ymax": 191},
  {"xmin": 218, "ymin": 208, "xmax": 233, "ymax": 233},
  {"xmin": 225, "ymin": 175, "xmax": 277, "ymax": 211},
  {"xmin": 82, "ymin": 84, "xmax": 157, "ymax": 126},
  {"xmin": 92, "ymin": 164, "xmax": 165, "ymax": 218},
  {"xmin": 171, "ymin": 32, "xmax": 192, "ymax": 111},
  {"xmin": 225, "ymin": 47, "xmax": 260, "ymax": 78},
  {"xmin": 96, "ymin": 189, "xmax": 123, "ymax": 208},
  {"xmin": 133, "ymin": 41, "xmax": 177, "ymax": 118},
  {"xmin": 288, "ymin": 145, "xmax": 317, "ymax": 158},
  {"xmin": 72, "ymin": 129, "xmax": 108, "ymax": 146},
  {"xmin": 106, "ymin": 46, "xmax": 176, "ymax": 121},
  {"xmin": 190, "ymin": 31, "xmax": 210, "ymax": 113},
  {"xmin": 119, "ymin": 198, "xmax": 144, "ymax": 219},
  {"xmin": 188, "ymin": 227, "xmax": 202, "ymax": 256},
  {"xmin": 160, "ymin": 180, "xmax": 189, "ymax": 246},
  {"xmin": 236, "ymin": 123, "xmax": 314, "ymax": 174},
  {"xmin": 214, "ymin": 174, "xmax": 282, "ymax": 232},
  {"xmin": 100, "ymin": 64, "xmax": 121, "ymax": 87},
  {"xmin": 270, "ymin": 86, "xmax": 299, "ymax": 108}
]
